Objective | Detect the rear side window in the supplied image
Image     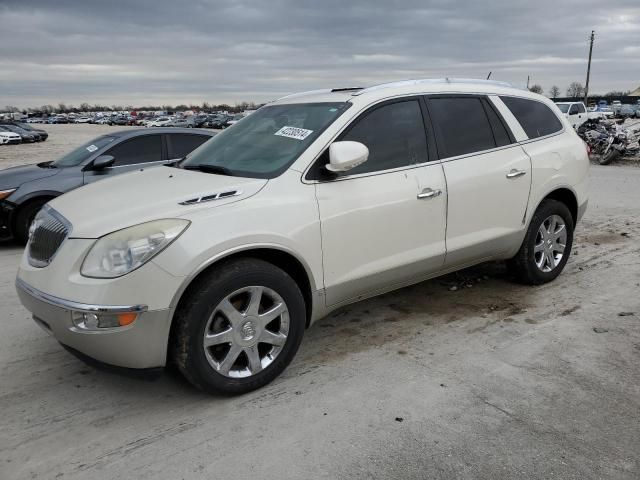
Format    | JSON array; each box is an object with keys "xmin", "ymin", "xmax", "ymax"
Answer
[
  {"xmin": 577, "ymin": 103, "xmax": 586, "ymax": 113},
  {"xmin": 105, "ymin": 135, "xmax": 163, "ymax": 166},
  {"xmin": 428, "ymin": 97, "xmax": 496, "ymax": 158},
  {"xmin": 339, "ymin": 99, "xmax": 428, "ymax": 175},
  {"xmin": 167, "ymin": 133, "xmax": 210, "ymax": 159},
  {"xmin": 500, "ymin": 96, "xmax": 563, "ymax": 139}
]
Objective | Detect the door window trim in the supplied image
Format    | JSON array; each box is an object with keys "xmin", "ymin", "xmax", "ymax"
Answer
[{"xmin": 304, "ymin": 95, "xmax": 437, "ymax": 183}]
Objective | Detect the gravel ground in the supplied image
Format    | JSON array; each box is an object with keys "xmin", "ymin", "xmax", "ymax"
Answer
[{"xmin": 1, "ymin": 125, "xmax": 639, "ymax": 479}]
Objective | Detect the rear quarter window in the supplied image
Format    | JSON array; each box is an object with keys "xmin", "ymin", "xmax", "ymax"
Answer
[{"xmin": 500, "ymin": 96, "xmax": 563, "ymax": 139}]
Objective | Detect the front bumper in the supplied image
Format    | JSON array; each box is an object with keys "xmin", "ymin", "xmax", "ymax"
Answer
[{"xmin": 16, "ymin": 277, "xmax": 172, "ymax": 369}]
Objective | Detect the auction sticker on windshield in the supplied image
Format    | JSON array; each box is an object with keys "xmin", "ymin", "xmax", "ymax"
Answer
[
  {"xmin": 86, "ymin": 145, "xmax": 98, "ymax": 152},
  {"xmin": 275, "ymin": 126, "xmax": 313, "ymax": 141}
]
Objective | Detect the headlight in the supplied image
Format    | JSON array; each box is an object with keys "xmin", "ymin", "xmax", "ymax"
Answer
[
  {"xmin": 81, "ymin": 219, "xmax": 190, "ymax": 278},
  {"xmin": 0, "ymin": 188, "xmax": 17, "ymax": 201}
]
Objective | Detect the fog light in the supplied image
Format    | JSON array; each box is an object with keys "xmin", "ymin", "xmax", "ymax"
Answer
[
  {"xmin": 72, "ymin": 311, "xmax": 139, "ymax": 330},
  {"xmin": 84, "ymin": 313, "xmax": 99, "ymax": 328}
]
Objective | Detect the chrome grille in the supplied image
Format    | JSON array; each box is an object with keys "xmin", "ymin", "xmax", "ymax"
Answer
[{"xmin": 28, "ymin": 207, "xmax": 71, "ymax": 268}]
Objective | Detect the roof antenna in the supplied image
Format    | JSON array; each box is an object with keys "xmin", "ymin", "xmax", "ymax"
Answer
[{"xmin": 486, "ymin": 71, "xmax": 492, "ymax": 80}]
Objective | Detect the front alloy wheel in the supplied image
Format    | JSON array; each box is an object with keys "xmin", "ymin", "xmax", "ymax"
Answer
[
  {"xmin": 172, "ymin": 258, "xmax": 306, "ymax": 394},
  {"xmin": 203, "ymin": 286, "xmax": 289, "ymax": 378}
]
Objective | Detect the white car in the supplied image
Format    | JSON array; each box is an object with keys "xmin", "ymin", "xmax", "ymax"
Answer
[
  {"xmin": 16, "ymin": 78, "xmax": 589, "ymax": 394},
  {"xmin": 146, "ymin": 117, "xmax": 172, "ymax": 127},
  {"xmin": 0, "ymin": 130, "xmax": 22, "ymax": 144},
  {"xmin": 74, "ymin": 117, "xmax": 91, "ymax": 123}
]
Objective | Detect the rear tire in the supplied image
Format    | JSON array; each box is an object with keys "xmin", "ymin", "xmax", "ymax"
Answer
[
  {"xmin": 508, "ymin": 199, "xmax": 574, "ymax": 285},
  {"xmin": 171, "ymin": 258, "xmax": 306, "ymax": 395},
  {"xmin": 15, "ymin": 198, "xmax": 50, "ymax": 244}
]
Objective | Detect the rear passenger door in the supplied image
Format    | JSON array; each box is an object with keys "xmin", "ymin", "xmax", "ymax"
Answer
[
  {"xmin": 166, "ymin": 133, "xmax": 211, "ymax": 160},
  {"xmin": 83, "ymin": 134, "xmax": 165, "ymax": 184},
  {"xmin": 426, "ymin": 95, "xmax": 531, "ymax": 267}
]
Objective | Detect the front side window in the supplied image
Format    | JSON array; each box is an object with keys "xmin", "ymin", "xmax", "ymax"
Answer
[
  {"xmin": 338, "ymin": 100, "xmax": 428, "ymax": 175},
  {"xmin": 182, "ymin": 102, "xmax": 350, "ymax": 178},
  {"xmin": 500, "ymin": 96, "xmax": 563, "ymax": 139},
  {"xmin": 577, "ymin": 103, "xmax": 586, "ymax": 113},
  {"xmin": 569, "ymin": 105, "xmax": 579, "ymax": 115},
  {"xmin": 53, "ymin": 136, "xmax": 117, "ymax": 167},
  {"xmin": 105, "ymin": 135, "xmax": 163, "ymax": 166},
  {"xmin": 428, "ymin": 97, "xmax": 496, "ymax": 158}
]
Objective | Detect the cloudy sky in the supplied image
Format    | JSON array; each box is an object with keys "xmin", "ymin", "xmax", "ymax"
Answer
[{"xmin": 1, "ymin": 0, "xmax": 639, "ymax": 109}]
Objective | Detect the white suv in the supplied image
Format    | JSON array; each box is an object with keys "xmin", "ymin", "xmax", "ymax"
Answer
[{"xmin": 16, "ymin": 79, "xmax": 589, "ymax": 394}]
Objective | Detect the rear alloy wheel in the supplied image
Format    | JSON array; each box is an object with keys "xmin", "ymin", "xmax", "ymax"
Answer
[
  {"xmin": 172, "ymin": 258, "xmax": 305, "ymax": 394},
  {"xmin": 508, "ymin": 199, "xmax": 574, "ymax": 285}
]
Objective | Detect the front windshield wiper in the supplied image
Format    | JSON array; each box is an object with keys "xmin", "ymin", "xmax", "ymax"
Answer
[{"xmin": 182, "ymin": 164, "xmax": 234, "ymax": 176}]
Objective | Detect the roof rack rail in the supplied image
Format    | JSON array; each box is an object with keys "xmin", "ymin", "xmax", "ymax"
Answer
[
  {"xmin": 276, "ymin": 89, "xmax": 332, "ymax": 101},
  {"xmin": 331, "ymin": 87, "xmax": 364, "ymax": 92},
  {"xmin": 351, "ymin": 78, "xmax": 514, "ymax": 96}
]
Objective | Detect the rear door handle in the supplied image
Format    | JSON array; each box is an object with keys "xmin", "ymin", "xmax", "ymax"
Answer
[
  {"xmin": 506, "ymin": 169, "xmax": 527, "ymax": 179},
  {"xmin": 417, "ymin": 188, "xmax": 442, "ymax": 200}
]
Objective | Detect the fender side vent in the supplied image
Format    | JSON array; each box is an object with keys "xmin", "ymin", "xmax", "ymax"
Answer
[{"xmin": 179, "ymin": 190, "xmax": 242, "ymax": 205}]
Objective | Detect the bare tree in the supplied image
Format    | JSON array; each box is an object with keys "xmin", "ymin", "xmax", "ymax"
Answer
[
  {"xmin": 529, "ymin": 84, "xmax": 543, "ymax": 94},
  {"xmin": 549, "ymin": 85, "xmax": 560, "ymax": 98},
  {"xmin": 566, "ymin": 82, "xmax": 584, "ymax": 98}
]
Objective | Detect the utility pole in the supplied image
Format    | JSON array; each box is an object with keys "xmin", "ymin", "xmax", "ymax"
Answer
[
  {"xmin": 584, "ymin": 30, "xmax": 595, "ymax": 104},
  {"xmin": 526, "ymin": 75, "xmax": 530, "ymax": 90}
]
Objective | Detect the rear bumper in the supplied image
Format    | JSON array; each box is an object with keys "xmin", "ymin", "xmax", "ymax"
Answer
[{"xmin": 16, "ymin": 277, "xmax": 172, "ymax": 369}]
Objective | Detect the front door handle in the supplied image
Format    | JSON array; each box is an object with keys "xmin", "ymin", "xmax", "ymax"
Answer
[
  {"xmin": 506, "ymin": 169, "xmax": 527, "ymax": 179},
  {"xmin": 417, "ymin": 188, "xmax": 442, "ymax": 200}
]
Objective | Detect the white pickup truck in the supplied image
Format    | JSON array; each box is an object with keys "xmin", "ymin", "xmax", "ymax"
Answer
[{"xmin": 555, "ymin": 101, "xmax": 603, "ymax": 128}]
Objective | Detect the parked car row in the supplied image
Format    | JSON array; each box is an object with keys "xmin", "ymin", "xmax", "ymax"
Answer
[
  {"xmin": 18, "ymin": 112, "xmax": 248, "ymax": 129},
  {"xmin": 0, "ymin": 122, "xmax": 48, "ymax": 145}
]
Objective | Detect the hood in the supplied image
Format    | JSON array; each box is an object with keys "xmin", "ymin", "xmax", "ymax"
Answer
[
  {"xmin": 0, "ymin": 131, "xmax": 20, "ymax": 138},
  {"xmin": 50, "ymin": 165, "xmax": 267, "ymax": 238},
  {"xmin": 0, "ymin": 163, "xmax": 60, "ymax": 191}
]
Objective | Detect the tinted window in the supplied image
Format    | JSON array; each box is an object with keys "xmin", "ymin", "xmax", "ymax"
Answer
[
  {"xmin": 500, "ymin": 96, "xmax": 563, "ymax": 139},
  {"xmin": 53, "ymin": 136, "xmax": 117, "ymax": 167},
  {"xmin": 105, "ymin": 135, "xmax": 163, "ymax": 166},
  {"xmin": 428, "ymin": 97, "xmax": 496, "ymax": 158},
  {"xmin": 483, "ymin": 100, "xmax": 512, "ymax": 147},
  {"xmin": 569, "ymin": 104, "xmax": 579, "ymax": 115},
  {"xmin": 168, "ymin": 133, "xmax": 210, "ymax": 159},
  {"xmin": 339, "ymin": 100, "xmax": 428, "ymax": 175},
  {"xmin": 577, "ymin": 103, "xmax": 586, "ymax": 113}
]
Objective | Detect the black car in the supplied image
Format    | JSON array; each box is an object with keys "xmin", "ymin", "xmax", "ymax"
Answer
[
  {"xmin": 4, "ymin": 122, "xmax": 48, "ymax": 141},
  {"xmin": 205, "ymin": 114, "xmax": 231, "ymax": 129},
  {"xmin": 0, "ymin": 125, "xmax": 39, "ymax": 143},
  {"xmin": 0, "ymin": 128, "xmax": 215, "ymax": 242}
]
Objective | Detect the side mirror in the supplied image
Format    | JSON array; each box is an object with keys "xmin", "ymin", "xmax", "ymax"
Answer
[
  {"xmin": 92, "ymin": 155, "xmax": 115, "ymax": 170},
  {"xmin": 326, "ymin": 141, "xmax": 369, "ymax": 173}
]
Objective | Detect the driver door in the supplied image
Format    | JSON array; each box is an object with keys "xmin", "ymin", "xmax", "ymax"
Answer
[{"xmin": 313, "ymin": 98, "xmax": 447, "ymax": 307}]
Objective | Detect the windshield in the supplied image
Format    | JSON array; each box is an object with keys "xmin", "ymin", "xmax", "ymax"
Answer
[
  {"xmin": 555, "ymin": 104, "xmax": 570, "ymax": 113},
  {"xmin": 53, "ymin": 135, "xmax": 116, "ymax": 167},
  {"xmin": 182, "ymin": 102, "xmax": 350, "ymax": 178}
]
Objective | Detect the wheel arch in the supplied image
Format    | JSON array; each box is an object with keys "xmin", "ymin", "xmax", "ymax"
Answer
[
  {"xmin": 11, "ymin": 192, "xmax": 60, "ymax": 231},
  {"xmin": 538, "ymin": 187, "xmax": 578, "ymax": 225},
  {"xmin": 169, "ymin": 245, "xmax": 317, "ymax": 335}
]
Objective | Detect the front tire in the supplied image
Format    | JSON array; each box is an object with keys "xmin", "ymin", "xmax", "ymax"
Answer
[
  {"xmin": 171, "ymin": 258, "xmax": 306, "ymax": 395},
  {"xmin": 508, "ymin": 199, "xmax": 574, "ymax": 285},
  {"xmin": 15, "ymin": 198, "xmax": 49, "ymax": 244}
]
